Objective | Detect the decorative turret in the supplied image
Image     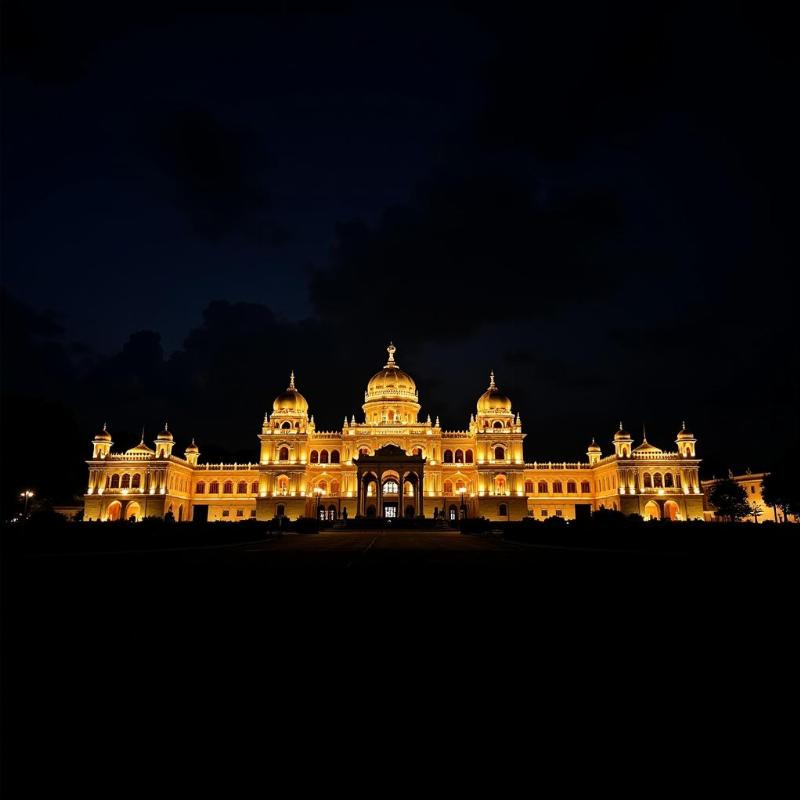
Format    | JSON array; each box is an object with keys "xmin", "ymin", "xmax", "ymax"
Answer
[
  {"xmin": 613, "ymin": 421, "xmax": 633, "ymax": 458},
  {"xmin": 92, "ymin": 423, "xmax": 113, "ymax": 459},
  {"xmin": 155, "ymin": 423, "xmax": 175, "ymax": 458},
  {"xmin": 587, "ymin": 437, "xmax": 602, "ymax": 465},
  {"xmin": 184, "ymin": 437, "xmax": 200, "ymax": 466},
  {"xmin": 676, "ymin": 421, "xmax": 697, "ymax": 457}
]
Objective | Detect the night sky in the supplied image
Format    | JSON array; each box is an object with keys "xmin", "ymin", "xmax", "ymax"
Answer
[{"xmin": 2, "ymin": 1, "xmax": 798, "ymax": 505}]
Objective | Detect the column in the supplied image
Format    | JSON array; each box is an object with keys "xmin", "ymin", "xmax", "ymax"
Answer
[{"xmin": 399, "ymin": 474, "xmax": 404, "ymax": 518}]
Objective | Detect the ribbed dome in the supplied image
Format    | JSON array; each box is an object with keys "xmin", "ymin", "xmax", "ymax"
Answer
[
  {"xmin": 477, "ymin": 372, "xmax": 511, "ymax": 413},
  {"xmin": 95, "ymin": 424, "xmax": 112, "ymax": 441},
  {"xmin": 365, "ymin": 344, "xmax": 417, "ymax": 400},
  {"xmin": 633, "ymin": 438, "xmax": 662, "ymax": 453},
  {"xmin": 156, "ymin": 424, "xmax": 173, "ymax": 440},
  {"xmin": 127, "ymin": 440, "xmax": 154, "ymax": 454},
  {"xmin": 273, "ymin": 372, "xmax": 309, "ymax": 413}
]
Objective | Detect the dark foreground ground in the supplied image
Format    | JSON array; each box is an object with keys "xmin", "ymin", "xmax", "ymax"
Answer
[{"xmin": 3, "ymin": 525, "xmax": 797, "ymax": 793}]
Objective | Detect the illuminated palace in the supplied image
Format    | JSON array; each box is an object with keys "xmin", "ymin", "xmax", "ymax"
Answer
[{"xmin": 83, "ymin": 344, "xmax": 705, "ymax": 523}]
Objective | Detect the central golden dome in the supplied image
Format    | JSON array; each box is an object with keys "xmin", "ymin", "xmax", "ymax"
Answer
[{"xmin": 365, "ymin": 344, "xmax": 418, "ymax": 400}]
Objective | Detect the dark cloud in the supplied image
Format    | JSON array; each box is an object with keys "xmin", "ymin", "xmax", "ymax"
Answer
[
  {"xmin": 310, "ymin": 173, "xmax": 625, "ymax": 345},
  {"xmin": 151, "ymin": 109, "xmax": 287, "ymax": 242}
]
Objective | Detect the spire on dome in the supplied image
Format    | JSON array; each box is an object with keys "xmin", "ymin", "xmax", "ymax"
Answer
[
  {"xmin": 385, "ymin": 342, "xmax": 397, "ymax": 368},
  {"xmin": 488, "ymin": 370, "xmax": 496, "ymax": 389},
  {"xmin": 642, "ymin": 424, "xmax": 648, "ymax": 443},
  {"xmin": 620, "ymin": 421, "xmax": 624, "ymax": 431},
  {"xmin": 344, "ymin": 416, "xmax": 349, "ymax": 428},
  {"xmin": 288, "ymin": 371, "xmax": 296, "ymax": 390}
]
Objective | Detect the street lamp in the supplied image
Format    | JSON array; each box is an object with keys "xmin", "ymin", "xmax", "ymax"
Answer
[
  {"xmin": 20, "ymin": 490, "xmax": 34, "ymax": 516},
  {"xmin": 458, "ymin": 486, "xmax": 467, "ymax": 519},
  {"xmin": 314, "ymin": 486, "xmax": 325, "ymax": 522}
]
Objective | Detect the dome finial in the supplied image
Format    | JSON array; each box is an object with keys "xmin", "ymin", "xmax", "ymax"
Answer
[
  {"xmin": 103, "ymin": 421, "xmax": 108, "ymax": 432},
  {"xmin": 488, "ymin": 370, "xmax": 496, "ymax": 389},
  {"xmin": 385, "ymin": 342, "xmax": 397, "ymax": 368},
  {"xmin": 642, "ymin": 424, "xmax": 647, "ymax": 442},
  {"xmin": 682, "ymin": 420, "xmax": 686, "ymax": 431},
  {"xmin": 288, "ymin": 371, "xmax": 296, "ymax": 390},
  {"xmin": 619, "ymin": 420, "xmax": 624, "ymax": 431}
]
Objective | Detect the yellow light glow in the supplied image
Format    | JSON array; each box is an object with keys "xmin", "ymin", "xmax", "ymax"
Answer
[
  {"xmin": 694, "ymin": 488, "xmax": 701, "ymax": 494},
  {"xmin": 260, "ymin": 491, "xmax": 266, "ymax": 497},
  {"xmin": 683, "ymin": 487, "xmax": 689, "ymax": 494},
  {"xmin": 87, "ymin": 488, "xmax": 94, "ymax": 495},
  {"xmin": 122, "ymin": 489, "xmax": 129, "ymax": 495},
  {"xmin": 619, "ymin": 488, "xmax": 626, "ymax": 494},
  {"xmin": 160, "ymin": 488, "xmax": 166, "ymax": 495},
  {"xmin": 150, "ymin": 488, "xmax": 155, "ymax": 495},
  {"xmin": 98, "ymin": 488, "xmax": 104, "ymax": 495},
  {"xmin": 658, "ymin": 489, "xmax": 665, "ymax": 495}
]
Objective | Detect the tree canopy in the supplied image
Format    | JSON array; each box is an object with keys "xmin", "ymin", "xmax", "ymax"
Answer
[{"xmin": 709, "ymin": 479, "xmax": 753, "ymax": 522}]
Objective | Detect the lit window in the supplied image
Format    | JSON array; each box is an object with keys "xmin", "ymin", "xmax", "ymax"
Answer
[
  {"xmin": 556, "ymin": 510, "xmax": 563, "ymax": 517},
  {"xmin": 541, "ymin": 510, "xmax": 548, "ymax": 517},
  {"xmin": 222, "ymin": 510, "xmax": 230, "ymax": 517},
  {"xmin": 236, "ymin": 509, "xmax": 244, "ymax": 517}
]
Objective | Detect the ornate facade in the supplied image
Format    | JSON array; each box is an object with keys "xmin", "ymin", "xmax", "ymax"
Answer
[{"xmin": 83, "ymin": 344, "xmax": 706, "ymax": 523}]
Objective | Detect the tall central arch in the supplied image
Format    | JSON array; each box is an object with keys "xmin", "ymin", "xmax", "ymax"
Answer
[{"xmin": 354, "ymin": 444, "xmax": 425, "ymax": 518}]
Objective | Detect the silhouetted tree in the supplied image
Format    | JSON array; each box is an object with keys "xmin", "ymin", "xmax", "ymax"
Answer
[
  {"xmin": 762, "ymin": 472, "xmax": 799, "ymax": 523},
  {"xmin": 709, "ymin": 479, "xmax": 752, "ymax": 522}
]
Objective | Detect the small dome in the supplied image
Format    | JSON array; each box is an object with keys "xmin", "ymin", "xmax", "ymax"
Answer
[
  {"xmin": 185, "ymin": 438, "xmax": 199, "ymax": 453},
  {"xmin": 156, "ymin": 424, "xmax": 173, "ymax": 440},
  {"xmin": 614, "ymin": 422, "xmax": 630, "ymax": 439},
  {"xmin": 477, "ymin": 372, "xmax": 512, "ymax": 413},
  {"xmin": 677, "ymin": 421, "xmax": 694, "ymax": 439},
  {"xmin": 95, "ymin": 424, "xmax": 112, "ymax": 441},
  {"xmin": 587, "ymin": 438, "xmax": 601, "ymax": 452},
  {"xmin": 366, "ymin": 344, "xmax": 417, "ymax": 400},
  {"xmin": 273, "ymin": 372, "xmax": 309, "ymax": 414}
]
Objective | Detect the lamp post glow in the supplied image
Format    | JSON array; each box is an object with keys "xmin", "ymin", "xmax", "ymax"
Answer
[
  {"xmin": 314, "ymin": 486, "xmax": 325, "ymax": 521},
  {"xmin": 458, "ymin": 486, "xmax": 467, "ymax": 519},
  {"xmin": 20, "ymin": 490, "xmax": 34, "ymax": 516}
]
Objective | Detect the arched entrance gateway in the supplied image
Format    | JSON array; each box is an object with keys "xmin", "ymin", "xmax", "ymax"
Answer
[{"xmin": 355, "ymin": 445, "xmax": 425, "ymax": 519}]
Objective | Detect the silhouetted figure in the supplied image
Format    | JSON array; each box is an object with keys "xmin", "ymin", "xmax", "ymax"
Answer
[
  {"xmin": 164, "ymin": 510, "xmax": 175, "ymax": 523},
  {"xmin": 342, "ymin": 507, "xmax": 348, "ymax": 520}
]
